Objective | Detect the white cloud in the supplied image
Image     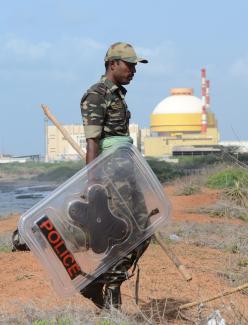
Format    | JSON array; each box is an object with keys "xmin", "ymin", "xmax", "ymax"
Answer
[
  {"xmin": 136, "ymin": 43, "xmax": 176, "ymax": 77},
  {"xmin": 0, "ymin": 36, "xmax": 105, "ymax": 65},
  {"xmin": 230, "ymin": 55, "xmax": 248, "ymax": 79},
  {"xmin": 0, "ymin": 35, "xmax": 107, "ymax": 84},
  {"xmin": 4, "ymin": 38, "xmax": 51, "ymax": 60}
]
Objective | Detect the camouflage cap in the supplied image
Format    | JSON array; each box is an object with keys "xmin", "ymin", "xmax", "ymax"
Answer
[{"xmin": 104, "ymin": 42, "xmax": 148, "ymax": 64}]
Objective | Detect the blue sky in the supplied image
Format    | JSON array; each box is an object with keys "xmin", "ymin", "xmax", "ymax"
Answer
[{"xmin": 1, "ymin": 0, "xmax": 248, "ymax": 156}]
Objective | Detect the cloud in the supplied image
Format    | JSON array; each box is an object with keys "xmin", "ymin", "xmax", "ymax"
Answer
[
  {"xmin": 4, "ymin": 38, "xmax": 51, "ymax": 60},
  {"xmin": 136, "ymin": 43, "xmax": 176, "ymax": 77},
  {"xmin": 0, "ymin": 35, "xmax": 107, "ymax": 84},
  {"xmin": 0, "ymin": 35, "xmax": 105, "ymax": 65},
  {"xmin": 230, "ymin": 55, "xmax": 248, "ymax": 79},
  {"xmin": 0, "ymin": 36, "xmax": 180, "ymax": 86}
]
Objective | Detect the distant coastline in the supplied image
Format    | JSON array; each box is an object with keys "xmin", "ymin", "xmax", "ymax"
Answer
[{"xmin": 0, "ymin": 161, "xmax": 85, "ymax": 184}]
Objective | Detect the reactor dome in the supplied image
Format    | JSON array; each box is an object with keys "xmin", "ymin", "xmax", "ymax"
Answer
[
  {"xmin": 153, "ymin": 88, "xmax": 202, "ymax": 115},
  {"xmin": 150, "ymin": 88, "xmax": 208, "ymax": 133}
]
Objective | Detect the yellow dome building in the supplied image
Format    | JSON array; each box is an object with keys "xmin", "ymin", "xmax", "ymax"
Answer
[{"xmin": 144, "ymin": 87, "xmax": 219, "ymax": 157}]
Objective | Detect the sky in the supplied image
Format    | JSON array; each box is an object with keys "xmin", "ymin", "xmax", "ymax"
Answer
[{"xmin": 1, "ymin": 0, "xmax": 248, "ymax": 156}]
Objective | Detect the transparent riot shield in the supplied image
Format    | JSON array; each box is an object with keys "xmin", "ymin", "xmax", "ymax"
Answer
[{"xmin": 19, "ymin": 143, "xmax": 171, "ymax": 296}]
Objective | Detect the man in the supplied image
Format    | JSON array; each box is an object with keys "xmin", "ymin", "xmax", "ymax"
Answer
[{"xmin": 80, "ymin": 42, "xmax": 148, "ymax": 309}]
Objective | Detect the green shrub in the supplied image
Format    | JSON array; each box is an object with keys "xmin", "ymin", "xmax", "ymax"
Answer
[
  {"xmin": 224, "ymin": 181, "xmax": 248, "ymax": 207},
  {"xmin": 35, "ymin": 163, "xmax": 84, "ymax": 182},
  {"xmin": 176, "ymin": 183, "xmax": 201, "ymax": 196},
  {"xmin": 0, "ymin": 161, "xmax": 84, "ymax": 181},
  {"xmin": 206, "ymin": 168, "xmax": 248, "ymax": 189},
  {"xmin": 32, "ymin": 318, "xmax": 72, "ymax": 325},
  {"xmin": 177, "ymin": 154, "xmax": 221, "ymax": 169},
  {"xmin": 147, "ymin": 160, "xmax": 185, "ymax": 183}
]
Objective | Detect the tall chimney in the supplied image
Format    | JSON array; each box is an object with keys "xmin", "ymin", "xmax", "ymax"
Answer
[
  {"xmin": 206, "ymin": 79, "xmax": 210, "ymax": 111},
  {"xmin": 201, "ymin": 68, "xmax": 207, "ymax": 133}
]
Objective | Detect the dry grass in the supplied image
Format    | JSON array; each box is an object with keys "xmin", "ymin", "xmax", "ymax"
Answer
[
  {"xmin": 0, "ymin": 303, "xmax": 144, "ymax": 325},
  {"xmin": 190, "ymin": 200, "xmax": 248, "ymax": 221},
  {"xmin": 223, "ymin": 181, "xmax": 248, "ymax": 208},
  {"xmin": 174, "ymin": 182, "xmax": 201, "ymax": 196},
  {"xmin": 0, "ymin": 232, "xmax": 12, "ymax": 252}
]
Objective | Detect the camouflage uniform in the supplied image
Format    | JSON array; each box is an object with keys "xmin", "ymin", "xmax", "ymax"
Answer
[
  {"xmin": 80, "ymin": 42, "xmax": 148, "ymax": 309},
  {"xmin": 81, "ymin": 76, "xmax": 130, "ymax": 140}
]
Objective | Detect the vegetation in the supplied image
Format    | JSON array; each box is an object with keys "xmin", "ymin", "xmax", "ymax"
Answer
[
  {"xmin": 175, "ymin": 181, "xmax": 201, "ymax": 196},
  {"xmin": 30, "ymin": 318, "xmax": 73, "ymax": 325},
  {"xmin": 223, "ymin": 181, "xmax": 248, "ymax": 208},
  {"xmin": 192, "ymin": 201, "xmax": 248, "ymax": 221},
  {"xmin": 0, "ymin": 161, "xmax": 85, "ymax": 183},
  {"xmin": 206, "ymin": 167, "xmax": 248, "ymax": 189},
  {"xmin": 1, "ymin": 154, "xmax": 247, "ymax": 186},
  {"xmin": 147, "ymin": 159, "xmax": 184, "ymax": 183},
  {"xmin": 147, "ymin": 153, "xmax": 226, "ymax": 183}
]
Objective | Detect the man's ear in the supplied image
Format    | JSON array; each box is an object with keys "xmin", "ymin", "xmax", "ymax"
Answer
[{"xmin": 109, "ymin": 60, "xmax": 118, "ymax": 71}]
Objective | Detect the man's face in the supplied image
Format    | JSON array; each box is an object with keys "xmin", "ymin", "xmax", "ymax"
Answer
[{"xmin": 111, "ymin": 60, "xmax": 137, "ymax": 85}]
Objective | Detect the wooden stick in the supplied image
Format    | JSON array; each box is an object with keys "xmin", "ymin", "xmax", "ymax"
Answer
[
  {"xmin": 41, "ymin": 104, "xmax": 86, "ymax": 161},
  {"xmin": 154, "ymin": 232, "xmax": 192, "ymax": 282},
  {"xmin": 179, "ymin": 282, "xmax": 248, "ymax": 310},
  {"xmin": 40, "ymin": 104, "xmax": 192, "ymax": 282}
]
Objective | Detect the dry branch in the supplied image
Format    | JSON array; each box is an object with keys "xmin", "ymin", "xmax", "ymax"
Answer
[
  {"xmin": 179, "ymin": 282, "xmax": 248, "ymax": 310},
  {"xmin": 41, "ymin": 104, "xmax": 86, "ymax": 160}
]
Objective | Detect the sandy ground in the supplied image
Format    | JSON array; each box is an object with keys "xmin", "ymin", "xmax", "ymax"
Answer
[{"xmin": 0, "ymin": 184, "xmax": 248, "ymax": 324}]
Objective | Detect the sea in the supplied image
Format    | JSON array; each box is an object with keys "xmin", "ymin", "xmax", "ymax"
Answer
[{"xmin": 0, "ymin": 180, "xmax": 58, "ymax": 218}]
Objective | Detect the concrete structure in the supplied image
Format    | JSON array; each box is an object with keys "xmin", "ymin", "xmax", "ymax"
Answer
[
  {"xmin": 129, "ymin": 123, "xmax": 141, "ymax": 151},
  {"xmin": 46, "ymin": 123, "xmax": 141, "ymax": 161},
  {"xmin": 0, "ymin": 155, "xmax": 40, "ymax": 164},
  {"xmin": 140, "ymin": 128, "xmax": 151, "ymax": 155},
  {"xmin": 219, "ymin": 141, "xmax": 248, "ymax": 153},
  {"xmin": 144, "ymin": 69, "xmax": 220, "ymax": 157},
  {"xmin": 47, "ymin": 124, "xmax": 86, "ymax": 161}
]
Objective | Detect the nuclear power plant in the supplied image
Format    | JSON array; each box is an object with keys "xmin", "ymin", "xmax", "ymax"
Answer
[
  {"xmin": 45, "ymin": 68, "xmax": 220, "ymax": 161},
  {"xmin": 144, "ymin": 68, "xmax": 220, "ymax": 157}
]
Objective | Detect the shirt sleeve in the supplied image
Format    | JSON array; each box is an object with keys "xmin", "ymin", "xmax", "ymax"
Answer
[{"xmin": 80, "ymin": 91, "xmax": 106, "ymax": 139}]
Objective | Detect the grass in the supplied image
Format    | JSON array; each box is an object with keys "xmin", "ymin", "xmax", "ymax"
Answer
[
  {"xmin": 191, "ymin": 201, "xmax": 248, "ymax": 221},
  {"xmin": 0, "ymin": 233, "xmax": 12, "ymax": 252},
  {"xmin": 0, "ymin": 245, "xmax": 12, "ymax": 252},
  {"xmin": 175, "ymin": 182, "xmax": 201, "ymax": 196},
  {"xmin": 160, "ymin": 220, "xmax": 248, "ymax": 254},
  {"xmin": 32, "ymin": 319, "xmax": 72, "ymax": 325},
  {"xmin": 0, "ymin": 161, "xmax": 85, "ymax": 183},
  {"xmin": 0, "ymin": 304, "xmax": 144, "ymax": 325},
  {"xmin": 223, "ymin": 181, "xmax": 248, "ymax": 208},
  {"xmin": 206, "ymin": 167, "xmax": 248, "ymax": 189}
]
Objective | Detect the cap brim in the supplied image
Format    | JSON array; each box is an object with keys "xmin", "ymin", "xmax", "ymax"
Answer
[
  {"xmin": 122, "ymin": 57, "xmax": 148, "ymax": 64},
  {"xmin": 137, "ymin": 57, "xmax": 148, "ymax": 64}
]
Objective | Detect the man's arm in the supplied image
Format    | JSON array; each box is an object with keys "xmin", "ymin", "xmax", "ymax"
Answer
[{"xmin": 86, "ymin": 138, "xmax": 100, "ymax": 165}]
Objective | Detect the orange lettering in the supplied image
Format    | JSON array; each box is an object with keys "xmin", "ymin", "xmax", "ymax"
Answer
[
  {"xmin": 60, "ymin": 249, "xmax": 69, "ymax": 258},
  {"xmin": 67, "ymin": 263, "xmax": 81, "ymax": 278},
  {"xmin": 62, "ymin": 254, "xmax": 75, "ymax": 267},
  {"xmin": 48, "ymin": 230, "xmax": 60, "ymax": 244},
  {"xmin": 39, "ymin": 219, "xmax": 53, "ymax": 231},
  {"xmin": 54, "ymin": 240, "xmax": 65, "ymax": 254}
]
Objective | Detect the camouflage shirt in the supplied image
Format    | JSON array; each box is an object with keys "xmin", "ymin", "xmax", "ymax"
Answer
[{"xmin": 80, "ymin": 76, "xmax": 131, "ymax": 139}]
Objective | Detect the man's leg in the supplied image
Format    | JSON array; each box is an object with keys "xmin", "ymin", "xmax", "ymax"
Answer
[
  {"xmin": 80, "ymin": 280, "xmax": 105, "ymax": 309},
  {"xmin": 104, "ymin": 283, "xmax": 122, "ymax": 309}
]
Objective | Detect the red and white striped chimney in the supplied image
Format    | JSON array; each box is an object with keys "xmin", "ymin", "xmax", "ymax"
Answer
[
  {"xmin": 201, "ymin": 68, "xmax": 207, "ymax": 133},
  {"xmin": 206, "ymin": 79, "xmax": 210, "ymax": 111}
]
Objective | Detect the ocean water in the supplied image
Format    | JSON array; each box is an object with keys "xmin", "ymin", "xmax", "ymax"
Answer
[{"xmin": 0, "ymin": 181, "xmax": 57, "ymax": 218}]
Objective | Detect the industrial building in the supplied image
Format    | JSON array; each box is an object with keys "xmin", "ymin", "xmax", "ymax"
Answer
[
  {"xmin": 144, "ymin": 69, "xmax": 220, "ymax": 157},
  {"xmin": 45, "ymin": 123, "xmax": 142, "ymax": 161}
]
